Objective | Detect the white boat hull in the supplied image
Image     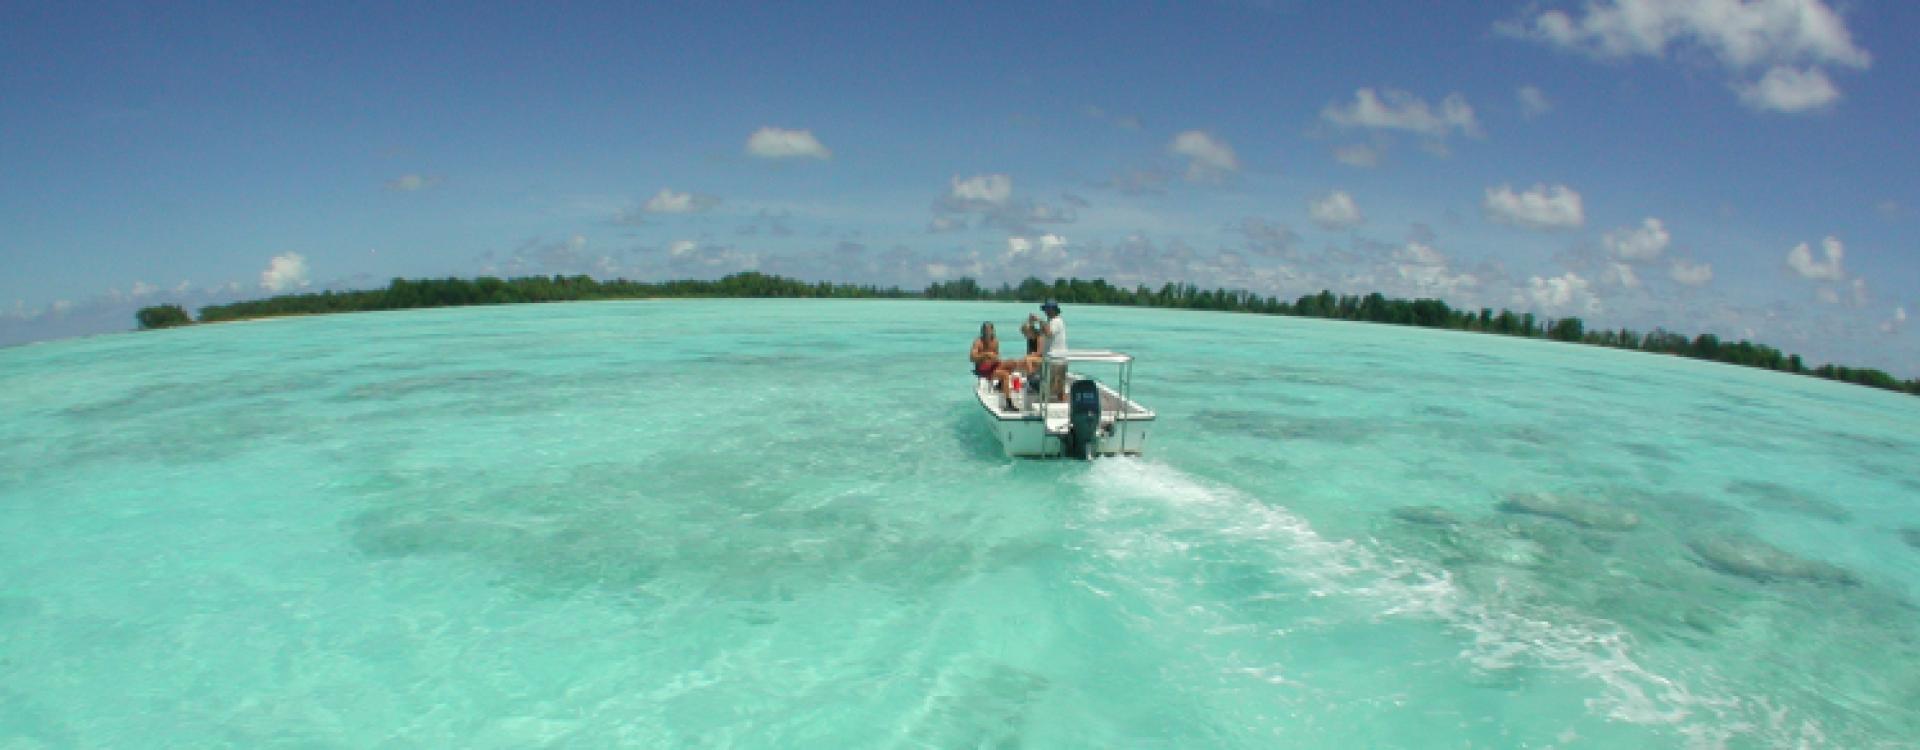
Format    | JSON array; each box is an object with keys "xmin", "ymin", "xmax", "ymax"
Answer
[{"xmin": 975, "ymin": 377, "xmax": 1153, "ymax": 458}]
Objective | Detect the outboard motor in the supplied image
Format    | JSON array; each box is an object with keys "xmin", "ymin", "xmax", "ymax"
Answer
[{"xmin": 1065, "ymin": 379, "xmax": 1102, "ymax": 460}]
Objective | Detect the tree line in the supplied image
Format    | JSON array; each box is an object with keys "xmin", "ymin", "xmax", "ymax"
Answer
[{"xmin": 136, "ymin": 271, "xmax": 1920, "ymax": 397}]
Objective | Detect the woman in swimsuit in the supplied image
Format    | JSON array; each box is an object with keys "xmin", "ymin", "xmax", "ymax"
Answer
[
  {"xmin": 971, "ymin": 322, "xmax": 1035, "ymax": 408},
  {"xmin": 970, "ymin": 322, "xmax": 1003, "ymax": 379}
]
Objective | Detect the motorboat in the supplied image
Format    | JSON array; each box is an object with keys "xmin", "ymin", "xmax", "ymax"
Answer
[{"xmin": 975, "ymin": 350, "xmax": 1155, "ymax": 459}]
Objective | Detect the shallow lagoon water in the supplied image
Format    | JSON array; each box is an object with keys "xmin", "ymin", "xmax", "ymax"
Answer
[{"xmin": 2, "ymin": 299, "xmax": 1917, "ymax": 747}]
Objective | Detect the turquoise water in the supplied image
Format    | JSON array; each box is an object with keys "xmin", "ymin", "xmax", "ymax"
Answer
[{"xmin": 2, "ymin": 299, "xmax": 1917, "ymax": 748}]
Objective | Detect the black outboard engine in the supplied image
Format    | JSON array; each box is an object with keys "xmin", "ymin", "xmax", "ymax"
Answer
[{"xmin": 1065, "ymin": 379, "xmax": 1102, "ymax": 460}]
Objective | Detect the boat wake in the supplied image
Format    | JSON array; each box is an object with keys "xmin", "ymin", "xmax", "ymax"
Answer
[{"xmin": 1073, "ymin": 458, "xmax": 1834, "ymax": 749}]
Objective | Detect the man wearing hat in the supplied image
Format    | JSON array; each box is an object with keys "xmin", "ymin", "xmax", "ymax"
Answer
[{"xmin": 1038, "ymin": 299, "xmax": 1067, "ymax": 401}]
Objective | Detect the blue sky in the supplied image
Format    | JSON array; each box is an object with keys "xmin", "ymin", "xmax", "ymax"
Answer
[{"xmin": 3, "ymin": 0, "xmax": 1916, "ymax": 373}]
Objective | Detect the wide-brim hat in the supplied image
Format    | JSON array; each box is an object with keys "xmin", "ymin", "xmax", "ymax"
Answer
[{"xmin": 1040, "ymin": 299, "xmax": 1060, "ymax": 311}]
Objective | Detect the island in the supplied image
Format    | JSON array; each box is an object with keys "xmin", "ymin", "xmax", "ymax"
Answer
[{"xmin": 136, "ymin": 272, "xmax": 1920, "ymax": 397}]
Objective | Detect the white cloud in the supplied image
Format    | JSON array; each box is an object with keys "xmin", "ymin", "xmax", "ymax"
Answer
[
  {"xmin": 1322, "ymin": 88, "xmax": 1480, "ymax": 138},
  {"xmin": 1308, "ymin": 190, "xmax": 1365, "ymax": 230},
  {"xmin": 643, "ymin": 188, "xmax": 720, "ymax": 214},
  {"xmin": 129, "ymin": 281, "xmax": 158, "ymax": 298},
  {"xmin": 1003, "ymin": 234, "xmax": 1071, "ymax": 265},
  {"xmin": 1811, "ymin": 276, "xmax": 1867, "ymax": 306},
  {"xmin": 933, "ymin": 174, "xmax": 1076, "ymax": 233},
  {"xmin": 948, "ymin": 174, "xmax": 1013, "ymax": 207},
  {"xmin": 1332, "ymin": 143, "xmax": 1381, "ymax": 168},
  {"xmin": 1394, "ymin": 242, "xmax": 1479, "ymax": 296},
  {"xmin": 1517, "ymin": 85, "xmax": 1552, "ymax": 118},
  {"xmin": 1521, "ymin": 271, "xmax": 1601, "ymax": 313},
  {"xmin": 1785, "ymin": 236, "xmax": 1844, "ymax": 280},
  {"xmin": 1506, "ymin": 0, "xmax": 1869, "ymax": 70},
  {"xmin": 1168, "ymin": 130, "xmax": 1240, "ymax": 182},
  {"xmin": 1602, "ymin": 262, "xmax": 1641, "ymax": 288},
  {"xmin": 386, "ymin": 174, "xmax": 440, "ymax": 191},
  {"xmin": 1504, "ymin": 0, "xmax": 1869, "ymax": 114},
  {"xmin": 668, "ymin": 239, "xmax": 697, "ymax": 257},
  {"xmin": 1669, "ymin": 259, "xmax": 1714, "ymax": 286},
  {"xmin": 260, "ymin": 252, "xmax": 311, "ymax": 293},
  {"xmin": 1738, "ymin": 65, "xmax": 1840, "ymax": 112},
  {"xmin": 1881, "ymin": 306, "xmax": 1907, "ymax": 334},
  {"xmin": 745, "ymin": 127, "xmax": 831, "ymax": 159},
  {"xmin": 1484, "ymin": 183, "xmax": 1585, "ymax": 230},
  {"xmin": 1603, "ymin": 217, "xmax": 1670, "ymax": 260}
]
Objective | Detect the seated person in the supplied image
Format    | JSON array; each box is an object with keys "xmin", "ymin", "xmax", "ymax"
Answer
[
  {"xmin": 971, "ymin": 322, "xmax": 1038, "ymax": 410},
  {"xmin": 969, "ymin": 322, "xmax": 1002, "ymax": 380}
]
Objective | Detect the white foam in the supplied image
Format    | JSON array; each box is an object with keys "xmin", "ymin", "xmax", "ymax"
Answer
[{"xmin": 1076, "ymin": 459, "xmax": 1833, "ymax": 748}]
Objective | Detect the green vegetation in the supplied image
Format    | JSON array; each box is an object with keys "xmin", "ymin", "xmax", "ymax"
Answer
[
  {"xmin": 135, "ymin": 303, "xmax": 192, "ymax": 330},
  {"xmin": 135, "ymin": 271, "xmax": 1920, "ymax": 397}
]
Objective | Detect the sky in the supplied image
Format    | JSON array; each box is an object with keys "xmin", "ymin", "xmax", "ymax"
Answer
[{"xmin": 2, "ymin": 0, "xmax": 1916, "ymax": 374}]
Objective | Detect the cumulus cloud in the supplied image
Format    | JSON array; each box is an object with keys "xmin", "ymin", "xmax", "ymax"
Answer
[
  {"xmin": 1484, "ymin": 184, "xmax": 1585, "ymax": 230},
  {"xmin": 1502, "ymin": 0, "xmax": 1869, "ymax": 113},
  {"xmin": 1786, "ymin": 236, "xmax": 1844, "ymax": 280},
  {"xmin": 1602, "ymin": 261, "xmax": 1641, "ymax": 288},
  {"xmin": 386, "ymin": 174, "xmax": 440, "ymax": 191},
  {"xmin": 1168, "ymin": 130, "xmax": 1240, "ymax": 182},
  {"xmin": 1003, "ymin": 234, "xmax": 1072, "ymax": 270},
  {"xmin": 1881, "ymin": 306, "xmax": 1908, "ymax": 334},
  {"xmin": 643, "ymin": 188, "xmax": 720, "ymax": 214},
  {"xmin": 933, "ymin": 174, "xmax": 1076, "ymax": 233},
  {"xmin": 1738, "ymin": 65, "xmax": 1840, "ymax": 112},
  {"xmin": 1505, "ymin": 0, "xmax": 1868, "ymax": 69},
  {"xmin": 1322, "ymin": 88, "xmax": 1480, "ymax": 138},
  {"xmin": 1521, "ymin": 271, "xmax": 1601, "ymax": 313},
  {"xmin": 745, "ymin": 127, "xmax": 831, "ymax": 159},
  {"xmin": 1603, "ymin": 217, "xmax": 1670, "ymax": 260},
  {"xmin": 260, "ymin": 252, "xmax": 311, "ymax": 293},
  {"xmin": 1308, "ymin": 190, "xmax": 1365, "ymax": 230},
  {"xmin": 1669, "ymin": 259, "xmax": 1714, "ymax": 286},
  {"xmin": 946, "ymin": 174, "xmax": 1013, "ymax": 208},
  {"xmin": 1394, "ymin": 242, "xmax": 1480, "ymax": 297},
  {"xmin": 1332, "ymin": 143, "xmax": 1382, "ymax": 168},
  {"xmin": 1517, "ymin": 85, "xmax": 1552, "ymax": 118},
  {"xmin": 129, "ymin": 280, "xmax": 158, "ymax": 298},
  {"xmin": 1008, "ymin": 233, "xmax": 1067, "ymax": 255}
]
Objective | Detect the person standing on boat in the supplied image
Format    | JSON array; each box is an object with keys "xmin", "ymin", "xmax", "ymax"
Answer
[{"xmin": 1038, "ymin": 299, "xmax": 1067, "ymax": 400}]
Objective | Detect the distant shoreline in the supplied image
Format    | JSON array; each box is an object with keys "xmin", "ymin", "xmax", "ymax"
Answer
[{"xmin": 132, "ymin": 271, "xmax": 1919, "ymax": 397}]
